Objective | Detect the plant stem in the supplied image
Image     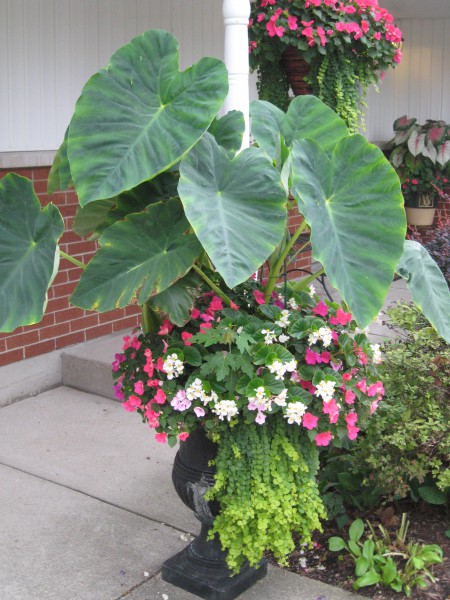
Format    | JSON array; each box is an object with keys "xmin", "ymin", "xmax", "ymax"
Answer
[
  {"xmin": 192, "ymin": 264, "xmax": 233, "ymax": 307},
  {"xmin": 60, "ymin": 250, "xmax": 86, "ymax": 270},
  {"xmin": 264, "ymin": 221, "xmax": 308, "ymax": 302},
  {"xmin": 288, "ymin": 267, "xmax": 325, "ymax": 293}
]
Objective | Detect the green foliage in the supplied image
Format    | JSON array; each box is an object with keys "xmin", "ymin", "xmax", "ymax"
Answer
[
  {"xmin": 329, "ymin": 515, "xmax": 443, "ymax": 596},
  {"xmin": 207, "ymin": 418, "xmax": 326, "ymax": 573},
  {"xmin": 349, "ymin": 302, "xmax": 450, "ymax": 499}
]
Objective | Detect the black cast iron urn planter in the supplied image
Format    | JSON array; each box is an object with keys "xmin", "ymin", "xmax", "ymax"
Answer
[{"xmin": 162, "ymin": 428, "xmax": 267, "ymax": 599}]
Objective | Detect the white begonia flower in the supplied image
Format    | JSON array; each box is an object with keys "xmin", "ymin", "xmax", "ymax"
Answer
[
  {"xmin": 278, "ymin": 333, "xmax": 290, "ymax": 344},
  {"xmin": 308, "ymin": 285, "xmax": 316, "ymax": 298},
  {"xmin": 314, "ymin": 379, "xmax": 336, "ymax": 403},
  {"xmin": 268, "ymin": 359, "xmax": 287, "ymax": 380},
  {"xmin": 162, "ymin": 354, "xmax": 184, "ymax": 380},
  {"xmin": 261, "ymin": 329, "xmax": 277, "ymax": 345},
  {"xmin": 273, "ymin": 388, "xmax": 288, "ymax": 406},
  {"xmin": 212, "ymin": 399, "xmax": 238, "ymax": 421},
  {"xmin": 370, "ymin": 343, "xmax": 383, "ymax": 365},
  {"xmin": 275, "ymin": 309, "xmax": 290, "ymax": 328},
  {"xmin": 284, "ymin": 401, "xmax": 307, "ymax": 425},
  {"xmin": 308, "ymin": 331, "xmax": 320, "ymax": 346},
  {"xmin": 186, "ymin": 378, "xmax": 204, "ymax": 400},
  {"xmin": 318, "ymin": 326, "xmax": 333, "ymax": 347},
  {"xmin": 288, "ymin": 297, "xmax": 298, "ymax": 310},
  {"xmin": 285, "ymin": 359, "xmax": 298, "ymax": 373}
]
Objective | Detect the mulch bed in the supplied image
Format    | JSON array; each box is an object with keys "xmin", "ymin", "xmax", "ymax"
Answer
[{"xmin": 268, "ymin": 501, "xmax": 449, "ymax": 599}]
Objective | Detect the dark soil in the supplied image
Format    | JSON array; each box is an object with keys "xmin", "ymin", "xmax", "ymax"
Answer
[{"xmin": 269, "ymin": 501, "xmax": 449, "ymax": 600}]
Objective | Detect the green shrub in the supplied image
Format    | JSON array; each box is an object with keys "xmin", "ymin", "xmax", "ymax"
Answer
[{"xmin": 349, "ymin": 302, "xmax": 450, "ymax": 501}]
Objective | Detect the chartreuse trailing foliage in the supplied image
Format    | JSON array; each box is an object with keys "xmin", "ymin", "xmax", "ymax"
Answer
[
  {"xmin": 207, "ymin": 419, "xmax": 326, "ymax": 573},
  {"xmin": 0, "ymin": 28, "xmax": 449, "ymax": 339}
]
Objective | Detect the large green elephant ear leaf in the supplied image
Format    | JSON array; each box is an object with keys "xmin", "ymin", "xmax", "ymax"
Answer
[
  {"xmin": 290, "ymin": 136, "xmax": 406, "ymax": 327},
  {"xmin": 149, "ymin": 271, "xmax": 202, "ymax": 326},
  {"xmin": 396, "ymin": 240, "xmax": 450, "ymax": 342},
  {"xmin": 0, "ymin": 174, "xmax": 64, "ymax": 332},
  {"xmin": 208, "ymin": 111, "xmax": 245, "ymax": 156},
  {"xmin": 67, "ymin": 29, "xmax": 228, "ymax": 206},
  {"xmin": 70, "ymin": 199, "xmax": 202, "ymax": 312},
  {"xmin": 179, "ymin": 133, "xmax": 288, "ymax": 288},
  {"xmin": 47, "ymin": 128, "xmax": 73, "ymax": 195},
  {"xmin": 251, "ymin": 96, "xmax": 348, "ymax": 164},
  {"xmin": 73, "ymin": 171, "xmax": 179, "ymax": 238}
]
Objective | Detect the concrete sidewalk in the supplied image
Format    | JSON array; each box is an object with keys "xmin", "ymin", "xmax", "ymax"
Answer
[{"xmin": 0, "ymin": 278, "xmax": 412, "ymax": 599}]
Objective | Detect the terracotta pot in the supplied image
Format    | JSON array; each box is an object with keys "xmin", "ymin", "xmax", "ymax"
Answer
[
  {"xmin": 162, "ymin": 428, "xmax": 267, "ymax": 600},
  {"xmin": 281, "ymin": 46, "xmax": 312, "ymax": 95}
]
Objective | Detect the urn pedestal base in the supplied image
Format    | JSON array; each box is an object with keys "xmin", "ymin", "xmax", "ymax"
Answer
[
  {"xmin": 161, "ymin": 428, "xmax": 267, "ymax": 599},
  {"xmin": 162, "ymin": 526, "xmax": 267, "ymax": 600}
]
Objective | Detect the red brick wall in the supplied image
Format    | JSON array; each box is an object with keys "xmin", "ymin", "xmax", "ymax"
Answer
[
  {"xmin": 0, "ymin": 167, "xmax": 141, "ymax": 366},
  {"xmin": 0, "ymin": 167, "xmax": 311, "ymax": 366}
]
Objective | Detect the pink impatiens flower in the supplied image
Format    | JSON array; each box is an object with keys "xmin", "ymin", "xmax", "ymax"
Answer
[
  {"xmin": 154, "ymin": 389, "xmax": 167, "ymax": 405},
  {"xmin": 122, "ymin": 395, "xmax": 142, "ymax": 412},
  {"xmin": 355, "ymin": 379, "xmax": 367, "ymax": 393},
  {"xmin": 305, "ymin": 347, "xmax": 321, "ymax": 365},
  {"xmin": 181, "ymin": 332, "xmax": 193, "ymax": 346},
  {"xmin": 178, "ymin": 432, "xmax": 190, "ymax": 442},
  {"xmin": 253, "ymin": 290, "xmax": 266, "ymax": 305},
  {"xmin": 209, "ymin": 296, "xmax": 224, "ymax": 311},
  {"xmin": 344, "ymin": 389, "xmax": 356, "ymax": 404},
  {"xmin": 155, "ymin": 432, "xmax": 167, "ymax": 444},
  {"xmin": 287, "ymin": 15, "xmax": 298, "ymax": 30},
  {"xmin": 134, "ymin": 380, "xmax": 144, "ymax": 396},
  {"xmin": 302, "ymin": 412, "xmax": 319, "ymax": 430},
  {"xmin": 315, "ymin": 431, "xmax": 333, "ymax": 446},
  {"xmin": 330, "ymin": 308, "xmax": 352, "ymax": 326},
  {"xmin": 367, "ymin": 381, "xmax": 385, "ymax": 397},
  {"xmin": 313, "ymin": 300, "xmax": 328, "ymax": 317},
  {"xmin": 323, "ymin": 398, "xmax": 340, "ymax": 424},
  {"xmin": 158, "ymin": 319, "xmax": 173, "ymax": 336}
]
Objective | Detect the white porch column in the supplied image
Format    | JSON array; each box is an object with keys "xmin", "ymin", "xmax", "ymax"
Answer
[{"xmin": 222, "ymin": 0, "xmax": 251, "ymax": 149}]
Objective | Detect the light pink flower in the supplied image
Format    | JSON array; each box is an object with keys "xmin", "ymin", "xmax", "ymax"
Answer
[
  {"xmin": 255, "ymin": 411, "xmax": 267, "ymax": 425},
  {"xmin": 194, "ymin": 406, "xmax": 206, "ymax": 417}
]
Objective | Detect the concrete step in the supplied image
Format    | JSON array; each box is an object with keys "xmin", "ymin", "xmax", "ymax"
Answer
[{"xmin": 61, "ymin": 330, "xmax": 129, "ymax": 401}]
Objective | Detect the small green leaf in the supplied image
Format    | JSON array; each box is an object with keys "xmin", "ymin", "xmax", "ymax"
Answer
[
  {"xmin": 328, "ymin": 536, "xmax": 348, "ymax": 551},
  {"xmin": 348, "ymin": 540, "xmax": 362, "ymax": 556},
  {"xmin": 349, "ymin": 519, "xmax": 365, "ymax": 543},
  {"xmin": 355, "ymin": 556, "xmax": 370, "ymax": 577},
  {"xmin": 381, "ymin": 557, "xmax": 398, "ymax": 584},
  {"xmin": 182, "ymin": 346, "xmax": 202, "ymax": 367},
  {"xmin": 354, "ymin": 570, "xmax": 381, "ymax": 589}
]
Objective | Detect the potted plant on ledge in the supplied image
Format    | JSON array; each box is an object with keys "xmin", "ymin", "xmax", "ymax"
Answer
[
  {"xmin": 248, "ymin": 0, "xmax": 403, "ymax": 132},
  {"xmin": 1, "ymin": 29, "xmax": 449, "ymax": 600},
  {"xmin": 389, "ymin": 116, "xmax": 450, "ymax": 226}
]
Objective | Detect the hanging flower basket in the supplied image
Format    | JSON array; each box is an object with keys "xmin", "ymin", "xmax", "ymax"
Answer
[{"xmin": 281, "ymin": 47, "xmax": 312, "ymax": 96}]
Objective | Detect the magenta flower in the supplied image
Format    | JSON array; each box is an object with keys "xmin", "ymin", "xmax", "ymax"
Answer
[
  {"xmin": 305, "ymin": 347, "xmax": 321, "ymax": 365},
  {"xmin": 330, "ymin": 308, "xmax": 352, "ymax": 326},
  {"xmin": 313, "ymin": 300, "xmax": 328, "ymax": 317}
]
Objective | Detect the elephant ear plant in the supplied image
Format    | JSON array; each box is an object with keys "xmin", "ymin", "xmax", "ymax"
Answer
[{"xmin": 1, "ymin": 27, "xmax": 450, "ymax": 575}]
